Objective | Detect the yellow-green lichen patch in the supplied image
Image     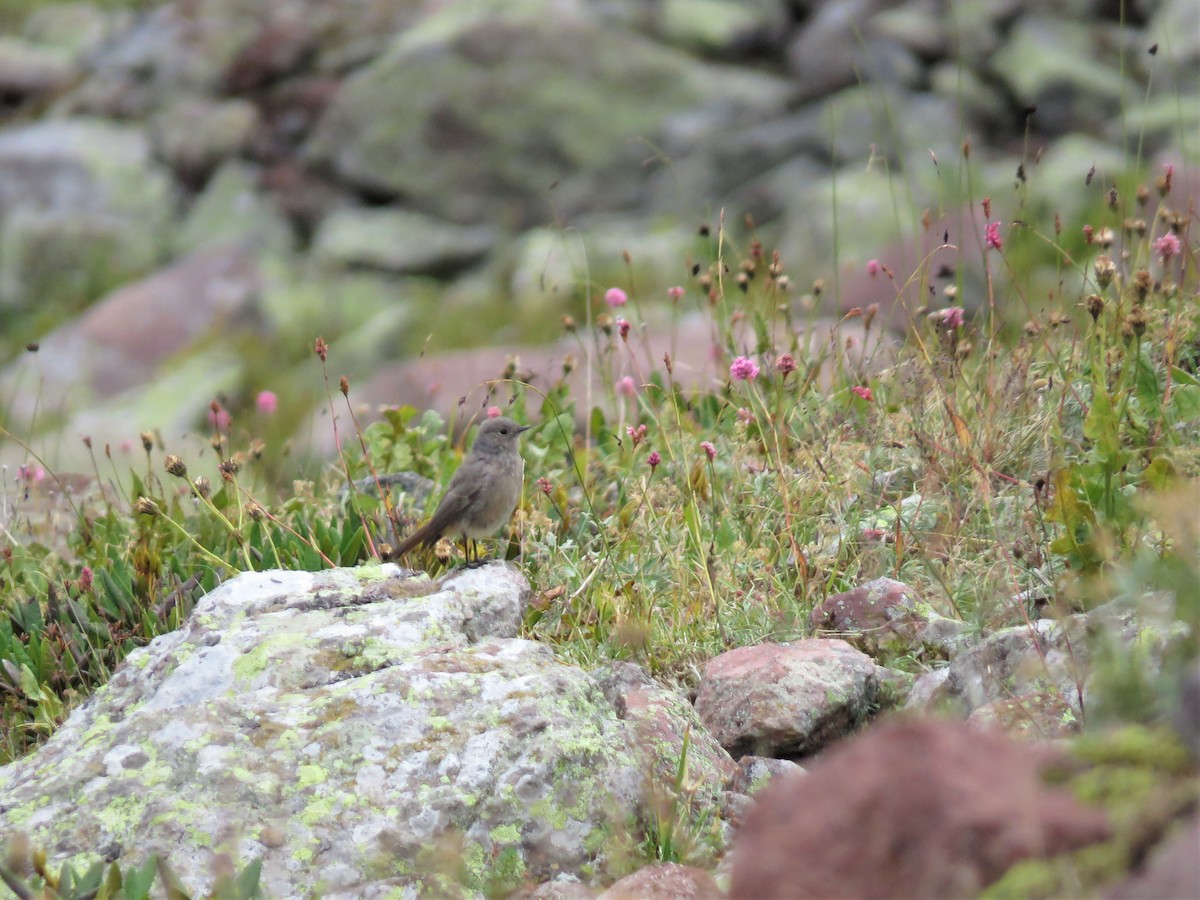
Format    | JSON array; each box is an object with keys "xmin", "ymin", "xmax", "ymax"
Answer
[
  {"xmin": 301, "ymin": 794, "xmax": 336, "ymax": 827},
  {"xmin": 297, "ymin": 764, "xmax": 327, "ymax": 788},
  {"xmin": 488, "ymin": 823, "xmax": 521, "ymax": 844},
  {"xmin": 231, "ymin": 630, "xmax": 309, "ymax": 683},
  {"xmin": 95, "ymin": 794, "xmax": 148, "ymax": 838}
]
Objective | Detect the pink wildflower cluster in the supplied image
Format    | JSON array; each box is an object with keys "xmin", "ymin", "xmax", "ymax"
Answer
[
  {"xmin": 604, "ymin": 287, "xmax": 628, "ymax": 308},
  {"xmin": 1154, "ymin": 232, "xmax": 1181, "ymax": 262},
  {"xmin": 730, "ymin": 356, "xmax": 760, "ymax": 381}
]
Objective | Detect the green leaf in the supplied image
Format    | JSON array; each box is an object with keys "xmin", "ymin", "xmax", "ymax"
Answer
[{"xmin": 1168, "ymin": 383, "xmax": 1200, "ymax": 422}]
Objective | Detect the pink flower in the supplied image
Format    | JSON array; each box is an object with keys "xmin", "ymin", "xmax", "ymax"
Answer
[
  {"xmin": 604, "ymin": 287, "xmax": 628, "ymax": 308},
  {"xmin": 537, "ymin": 477, "xmax": 552, "ymax": 495},
  {"xmin": 667, "ymin": 285, "xmax": 684, "ymax": 301},
  {"xmin": 851, "ymin": 385, "xmax": 874, "ymax": 402},
  {"xmin": 736, "ymin": 407, "xmax": 753, "ymax": 425},
  {"xmin": 730, "ymin": 356, "xmax": 760, "ymax": 381},
  {"xmin": 938, "ymin": 306, "xmax": 965, "ymax": 330},
  {"xmin": 774, "ymin": 353, "xmax": 796, "ymax": 376},
  {"xmin": 986, "ymin": 222, "xmax": 1003, "ymax": 250},
  {"xmin": 487, "ymin": 406, "xmax": 502, "ymax": 418},
  {"xmin": 861, "ymin": 528, "xmax": 886, "ymax": 541},
  {"xmin": 16, "ymin": 464, "xmax": 45, "ymax": 484},
  {"xmin": 647, "ymin": 451, "xmax": 661, "ymax": 469},
  {"xmin": 1154, "ymin": 232, "xmax": 1181, "ymax": 261},
  {"xmin": 700, "ymin": 441, "xmax": 716, "ymax": 461},
  {"xmin": 208, "ymin": 404, "xmax": 231, "ymax": 431},
  {"xmin": 616, "ymin": 317, "xmax": 631, "ymax": 340},
  {"xmin": 79, "ymin": 567, "xmax": 93, "ymax": 591},
  {"xmin": 627, "ymin": 424, "xmax": 647, "ymax": 447},
  {"xmin": 866, "ymin": 259, "xmax": 881, "ymax": 277},
  {"xmin": 616, "ymin": 376, "xmax": 637, "ymax": 397},
  {"xmin": 256, "ymin": 390, "xmax": 278, "ymax": 415}
]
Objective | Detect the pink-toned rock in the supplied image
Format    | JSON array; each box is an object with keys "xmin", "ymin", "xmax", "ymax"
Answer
[
  {"xmin": 809, "ymin": 576, "xmax": 968, "ymax": 657},
  {"xmin": 600, "ymin": 662, "xmax": 738, "ymax": 794},
  {"xmin": 600, "ymin": 863, "xmax": 721, "ymax": 899},
  {"xmin": 728, "ymin": 718, "xmax": 1110, "ymax": 899},
  {"xmin": 2, "ymin": 244, "xmax": 261, "ymax": 427},
  {"xmin": 694, "ymin": 639, "xmax": 881, "ymax": 758},
  {"xmin": 311, "ymin": 312, "xmax": 893, "ymax": 451},
  {"xmin": 1107, "ymin": 816, "xmax": 1200, "ymax": 899}
]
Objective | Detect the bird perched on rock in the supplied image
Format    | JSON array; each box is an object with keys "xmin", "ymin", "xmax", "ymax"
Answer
[{"xmin": 394, "ymin": 416, "xmax": 530, "ymax": 566}]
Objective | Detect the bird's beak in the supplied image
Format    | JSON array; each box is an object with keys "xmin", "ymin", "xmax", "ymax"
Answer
[{"xmin": 516, "ymin": 425, "xmax": 533, "ymax": 434}]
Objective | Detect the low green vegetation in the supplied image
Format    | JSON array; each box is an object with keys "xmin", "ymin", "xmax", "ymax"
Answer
[{"xmin": 1, "ymin": 81, "xmax": 1197, "ymax": 900}]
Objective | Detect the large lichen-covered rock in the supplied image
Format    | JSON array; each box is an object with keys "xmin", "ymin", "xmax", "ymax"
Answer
[
  {"xmin": 0, "ymin": 564, "xmax": 731, "ymax": 895},
  {"xmin": 0, "ymin": 118, "xmax": 173, "ymax": 310},
  {"xmin": 304, "ymin": 0, "xmax": 788, "ymax": 226}
]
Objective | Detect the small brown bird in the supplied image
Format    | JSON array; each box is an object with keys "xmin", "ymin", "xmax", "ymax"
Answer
[{"xmin": 394, "ymin": 416, "xmax": 530, "ymax": 566}]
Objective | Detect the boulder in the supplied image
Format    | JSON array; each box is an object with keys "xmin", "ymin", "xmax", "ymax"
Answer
[
  {"xmin": 694, "ymin": 639, "xmax": 882, "ymax": 758},
  {"xmin": 0, "ymin": 564, "xmax": 734, "ymax": 895},
  {"xmin": 728, "ymin": 718, "xmax": 1110, "ymax": 898}
]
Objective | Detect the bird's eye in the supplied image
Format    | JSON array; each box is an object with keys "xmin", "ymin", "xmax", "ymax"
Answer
[{"xmin": 500, "ymin": 427, "xmax": 508, "ymax": 434}]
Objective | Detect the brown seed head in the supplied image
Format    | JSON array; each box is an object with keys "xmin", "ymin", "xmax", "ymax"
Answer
[
  {"xmin": 1085, "ymin": 294, "xmax": 1104, "ymax": 321},
  {"xmin": 1094, "ymin": 255, "xmax": 1116, "ymax": 289},
  {"xmin": 164, "ymin": 455, "xmax": 187, "ymax": 478},
  {"xmin": 134, "ymin": 497, "xmax": 160, "ymax": 517}
]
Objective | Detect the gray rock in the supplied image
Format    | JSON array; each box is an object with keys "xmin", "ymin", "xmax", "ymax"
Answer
[
  {"xmin": 314, "ymin": 207, "xmax": 499, "ymax": 275},
  {"xmin": 0, "ymin": 118, "xmax": 173, "ymax": 309},
  {"xmin": 0, "ymin": 37, "xmax": 75, "ymax": 102},
  {"xmin": 657, "ymin": 0, "xmax": 790, "ymax": 56},
  {"xmin": 990, "ymin": 16, "xmax": 1136, "ymax": 136},
  {"xmin": 0, "ymin": 565, "xmax": 732, "ymax": 895},
  {"xmin": 174, "ymin": 161, "xmax": 294, "ymax": 255},
  {"xmin": 0, "ymin": 243, "xmax": 261, "ymax": 447},
  {"xmin": 150, "ymin": 96, "xmax": 259, "ymax": 178}
]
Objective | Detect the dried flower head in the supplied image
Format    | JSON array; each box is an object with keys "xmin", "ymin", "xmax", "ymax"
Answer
[
  {"xmin": 1094, "ymin": 255, "xmax": 1116, "ymax": 289},
  {"xmin": 193, "ymin": 476, "xmax": 211, "ymax": 499},
  {"xmin": 219, "ymin": 457, "xmax": 242, "ymax": 481},
  {"xmin": 1132, "ymin": 268, "xmax": 1153, "ymax": 303},
  {"xmin": 134, "ymin": 497, "xmax": 160, "ymax": 517},
  {"xmin": 164, "ymin": 455, "xmax": 187, "ymax": 478},
  {"xmin": 1085, "ymin": 294, "xmax": 1104, "ymax": 321},
  {"xmin": 140, "ymin": 431, "xmax": 155, "ymax": 453},
  {"xmin": 1156, "ymin": 163, "xmax": 1174, "ymax": 197}
]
